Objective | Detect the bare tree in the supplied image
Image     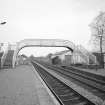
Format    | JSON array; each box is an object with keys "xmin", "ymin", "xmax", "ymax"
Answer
[{"xmin": 89, "ymin": 11, "xmax": 105, "ymax": 68}]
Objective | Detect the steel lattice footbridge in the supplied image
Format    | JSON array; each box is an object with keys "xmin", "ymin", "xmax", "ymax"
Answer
[{"xmin": 0, "ymin": 39, "xmax": 97, "ymax": 69}]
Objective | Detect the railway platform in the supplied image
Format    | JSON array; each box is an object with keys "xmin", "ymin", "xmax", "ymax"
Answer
[
  {"xmin": 71, "ymin": 66, "xmax": 105, "ymax": 76},
  {"xmin": 0, "ymin": 65, "xmax": 59, "ymax": 105}
]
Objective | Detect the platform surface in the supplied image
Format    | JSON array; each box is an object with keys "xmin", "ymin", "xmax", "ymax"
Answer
[
  {"xmin": 71, "ymin": 66, "xmax": 105, "ymax": 76},
  {"xmin": 0, "ymin": 65, "xmax": 57, "ymax": 105}
]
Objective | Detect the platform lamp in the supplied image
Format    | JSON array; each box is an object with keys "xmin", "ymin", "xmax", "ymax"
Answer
[
  {"xmin": 98, "ymin": 25, "xmax": 104, "ymax": 68},
  {"xmin": 0, "ymin": 21, "xmax": 6, "ymax": 25}
]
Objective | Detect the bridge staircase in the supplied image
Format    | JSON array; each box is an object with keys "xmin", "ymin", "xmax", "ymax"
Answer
[
  {"xmin": 74, "ymin": 48, "xmax": 89, "ymax": 64},
  {"xmin": 77, "ymin": 45, "xmax": 97, "ymax": 64},
  {"xmin": 0, "ymin": 52, "xmax": 3, "ymax": 68},
  {"xmin": 2, "ymin": 50, "xmax": 14, "ymax": 69}
]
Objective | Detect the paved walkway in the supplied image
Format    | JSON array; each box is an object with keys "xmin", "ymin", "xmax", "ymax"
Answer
[
  {"xmin": 0, "ymin": 65, "xmax": 58, "ymax": 105},
  {"xmin": 84, "ymin": 68, "xmax": 105, "ymax": 76}
]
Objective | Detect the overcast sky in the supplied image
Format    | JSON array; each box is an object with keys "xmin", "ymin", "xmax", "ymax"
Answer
[{"xmin": 0, "ymin": 0, "xmax": 105, "ymax": 56}]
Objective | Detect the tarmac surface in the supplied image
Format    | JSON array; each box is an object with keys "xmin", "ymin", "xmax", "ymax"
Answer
[{"xmin": 0, "ymin": 65, "xmax": 58, "ymax": 105}]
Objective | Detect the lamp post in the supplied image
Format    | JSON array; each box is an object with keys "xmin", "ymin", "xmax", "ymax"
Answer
[{"xmin": 98, "ymin": 25, "xmax": 104, "ymax": 68}]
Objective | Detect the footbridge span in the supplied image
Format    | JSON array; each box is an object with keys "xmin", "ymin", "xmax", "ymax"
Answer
[{"xmin": 13, "ymin": 39, "xmax": 76, "ymax": 68}]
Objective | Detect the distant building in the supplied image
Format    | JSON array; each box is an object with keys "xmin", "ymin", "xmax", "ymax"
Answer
[
  {"xmin": 92, "ymin": 52, "xmax": 104, "ymax": 65},
  {"xmin": 16, "ymin": 54, "xmax": 28, "ymax": 65},
  {"xmin": 50, "ymin": 49, "xmax": 97, "ymax": 65},
  {"xmin": 50, "ymin": 50, "xmax": 88, "ymax": 65}
]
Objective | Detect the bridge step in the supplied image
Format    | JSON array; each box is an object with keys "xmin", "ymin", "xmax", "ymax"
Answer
[
  {"xmin": 0, "ymin": 52, "xmax": 3, "ymax": 68},
  {"xmin": 3, "ymin": 50, "xmax": 14, "ymax": 69}
]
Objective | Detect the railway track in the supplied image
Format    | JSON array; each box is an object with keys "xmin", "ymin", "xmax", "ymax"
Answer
[
  {"xmin": 35, "ymin": 61, "xmax": 105, "ymax": 101},
  {"xmin": 32, "ymin": 62, "xmax": 95, "ymax": 105}
]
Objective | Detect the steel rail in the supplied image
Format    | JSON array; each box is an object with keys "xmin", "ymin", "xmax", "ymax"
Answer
[
  {"xmin": 32, "ymin": 61, "xmax": 95, "ymax": 105},
  {"xmin": 33, "ymin": 61, "xmax": 105, "ymax": 100}
]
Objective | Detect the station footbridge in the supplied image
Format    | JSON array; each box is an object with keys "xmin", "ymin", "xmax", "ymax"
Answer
[{"xmin": 0, "ymin": 39, "xmax": 97, "ymax": 68}]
